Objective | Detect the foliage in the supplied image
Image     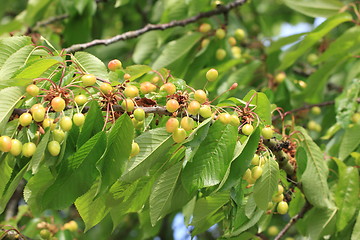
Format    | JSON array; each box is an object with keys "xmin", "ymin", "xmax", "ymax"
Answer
[{"xmin": 0, "ymin": 0, "xmax": 360, "ymax": 240}]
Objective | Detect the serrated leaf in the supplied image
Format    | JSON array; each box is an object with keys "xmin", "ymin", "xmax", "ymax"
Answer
[
  {"xmin": 243, "ymin": 90, "xmax": 272, "ymax": 125},
  {"xmin": 284, "ymin": 0, "xmax": 344, "ymax": 18},
  {"xmin": 29, "ymin": 130, "xmax": 50, "ymax": 174},
  {"xmin": 0, "ymin": 156, "xmax": 13, "ymax": 199},
  {"xmin": 352, "ymin": 211, "xmax": 360, "ymax": 240},
  {"xmin": 295, "ymin": 127, "xmax": 331, "ymax": 208},
  {"xmin": 133, "ymin": 31, "xmax": 160, "ymax": 64},
  {"xmin": 42, "ymin": 132, "xmax": 106, "ymax": 210},
  {"xmin": 181, "ymin": 121, "xmax": 237, "ymax": 192},
  {"xmin": 149, "ymin": 162, "xmax": 182, "ymax": 226},
  {"xmin": 124, "ymin": 65, "xmax": 152, "ymax": 81},
  {"xmin": 339, "ymin": 124, "xmax": 360, "ymax": 160},
  {"xmin": 152, "ymin": 33, "xmax": 202, "ymax": 70},
  {"xmin": 227, "ymin": 208, "xmax": 264, "ymax": 237},
  {"xmin": 334, "ymin": 158, "xmax": 359, "ymax": 231},
  {"xmin": 0, "ymin": 36, "xmax": 32, "ymax": 68},
  {"xmin": 266, "ymin": 32, "xmax": 308, "ymax": 54},
  {"xmin": 253, "ymin": 158, "xmax": 280, "ymax": 210},
  {"xmin": 0, "ymin": 86, "xmax": 25, "ymax": 133},
  {"xmin": 14, "ymin": 58, "xmax": 61, "ymax": 81},
  {"xmin": 73, "ymin": 51, "xmax": 108, "ymax": 80}
]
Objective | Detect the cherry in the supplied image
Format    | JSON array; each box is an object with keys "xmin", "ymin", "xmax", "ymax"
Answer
[
  {"xmin": 48, "ymin": 141, "xmax": 61, "ymax": 156},
  {"xmin": 108, "ymin": 59, "xmax": 122, "ymax": 71},
  {"xmin": 26, "ymin": 84, "xmax": 39, "ymax": 97},
  {"xmin": 261, "ymin": 126, "xmax": 273, "ymax": 139},
  {"xmin": 277, "ymin": 185, "xmax": 284, "ymax": 195},
  {"xmin": 121, "ymin": 99, "xmax": 135, "ymax": 112},
  {"xmin": 199, "ymin": 105, "xmax": 212, "ymax": 118},
  {"xmin": 206, "ymin": 68, "xmax": 218, "ymax": 82},
  {"xmin": 307, "ymin": 53, "xmax": 318, "ymax": 65},
  {"xmin": 215, "ymin": 28, "xmax": 226, "ymax": 39},
  {"xmin": 130, "ymin": 142, "xmax": 140, "ymax": 157},
  {"xmin": 151, "ymin": 76, "xmax": 160, "ymax": 84},
  {"xmin": 201, "ymin": 39, "xmax": 210, "ymax": 49},
  {"xmin": 124, "ymin": 73, "xmax": 131, "ymax": 80},
  {"xmin": 194, "ymin": 90, "xmax": 207, "ymax": 104},
  {"xmin": 172, "ymin": 128, "xmax": 186, "ymax": 143},
  {"xmin": 307, "ymin": 120, "xmax": 321, "ymax": 132},
  {"xmin": 216, "ymin": 49, "xmax": 226, "ymax": 61},
  {"xmin": 10, "ymin": 139, "xmax": 22, "ymax": 156},
  {"xmin": 140, "ymin": 82, "xmax": 157, "ymax": 94},
  {"xmin": 242, "ymin": 168, "xmax": 252, "ymax": 180},
  {"xmin": 230, "ymin": 115, "xmax": 240, "ymax": 127},
  {"xmin": 275, "ymin": 72, "xmax": 286, "ymax": 84},
  {"xmin": 81, "ymin": 74, "xmax": 96, "ymax": 86},
  {"xmin": 160, "ymin": 83, "xmax": 176, "ymax": 95},
  {"xmin": 311, "ymin": 106, "xmax": 321, "ymax": 115},
  {"xmin": 19, "ymin": 112, "xmax": 33, "ymax": 126},
  {"xmin": 30, "ymin": 104, "xmax": 45, "ymax": 113},
  {"xmin": 39, "ymin": 229, "xmax": 51, "ymax": 239},
  {"xmin": 22, "ymin": 142, "xmax": 36, "ymax": 157},
  {"xmin": 228, "ymin": 37, "xmax": 236, "ymax": 46},
  {"xmin": 133, "ymin": 108, "xmax": 145, "ymax": 121},
  {"xmin": 277, "ymin": 201, "xmax": 288, "ymax": 214},
  {"xmin": 187, "ymin": 101, "xmax": 201, "ymax": 115},
  {"xmin": 53, "ymin": 129, "xmax": 65, "ymax": 143},
  {"xmin": 63, "ymin": 220, "xmax": 78, "ymax": 232},
  {"xmin": 60, "ymin": 116, "xmax": 73, "ymax": 132},
  {"xmin": 73, "ymin": 113, "xmax": 85, "ymax": 126},
  {"xmin": 0, "ymin": 136, "xmax": 12, "ymax": 152},
  {"xmin": 251, "ymin": 154, "xmax": 260, "ymax": 165},
  {"xmin": 43, "ymin": 118, "xmax": 56, "ymax": 130},
  {"xmin": 199, "ymin": 23, "xmax": 211, "ymax": 33},
  {"xmin": 242, "ymin": 124, "xmax": 254, "ymax": 135},
  {"xmin": 32, "ymin": 108, "xmax": 46, "ymax": 122},
  {"xmin": 272, "ymin": 194, "xmax": 284, "ymax": 203},
  {"xmin": 74, "ymin": 94, "xmax": 87, "ymax": 106},
  {"xmin": 352, "ymin": 112, "xmax": 360, "ymax": 124},
  {"xmin": 180, "ymin": 117, "xmax": 194, "ymax": 131},
  {"xmin": 231, "ymin": 46, "xmax": 242, "ymax": 59},
  {"xmin": 218, "ymin": 113, "xmax": 231, "ymax": 124},
  {"xmin": 124, "ymin": 85, "xmax": 139, "ymax": 98},
  {"xmin": 51, "ymin": 97, "xmax": 66, "ymax": 112},
  {"xmin": 267, "ymin": 226, "xmax": 279, "ymax": 236},
  {"xmin": 132, "ymin": 119, "xmax": 143, "ymax": 129},
  {"xmin": 100, "ymin": 83, "xmax": 113, "ymax": 95},
  {"xmin": 234, "ymin": 28, "xmax": 246, "ymax": 40},
  {"xmin": 251, "ymin": 166, "xmax": 263, "ymax": 180},
  {"xmin": 166, "ymin": 118, "xmax": 179, "ymax": 133},
  {"xmin": 166, "ymin": 99, "xmax": 180, "ymax": 113}
]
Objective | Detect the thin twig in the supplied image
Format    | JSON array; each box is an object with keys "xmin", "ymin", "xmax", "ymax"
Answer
[
  {"xmin": 34, "ymin": 14, "xmax": 69, "ymax": 29},
  {"xmin": 64, "ymin": 0, "xmax": 248, "ymax": 53},
  {"xmin": 274, "ymin": 200, "xmax": 312, "ymax": 240}
]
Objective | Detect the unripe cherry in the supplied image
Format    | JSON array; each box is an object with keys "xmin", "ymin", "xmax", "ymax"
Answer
[
  {"xmin": 187, "ymin": 101, "xmax": 201, "ymax": 115},
  {"xmin": 242, "ymin": 168, "xmax": 252, "ymax": 180},
  {"xmin": 140, "ymin": 82, "xmax": 157, "ymax": 94},
  {"xmin": 130, "ymin": 142, "xmax": 140, "ymax": 157},
  {"xmin": 81, "ymin": 74, "xmax": 96, "ymax": 86},
  {"xmin": 48, "ymin": 141, "xmax": 61, "ymax": 156},
  {"xmin": 22, "ymin": 142, "xmax": 36, "ymax": 157},
  {"xmin": 133, "ymin": 108, "xmax": 145, "ymax": 121},
  {"xmin": 218, "ymin": 113, "xmax": 231, "ymax": 124},
  {"xmin": 215, "ymin": 28, "xmax": 226, "ymax": 39},
  {"xmin": 160, "ymin": 83, "xmax": 176, "ymax": 95},
  {"xmin": 277, "ymin": 185, "xmax": 284, "ymax": 195},
  {"xmin": 74, "ymin": 94, "xmax": 87, "ymax": 106},
  {"xmin": 228, "ymin": 37, "xmax": 237, "ymax": 46},
  {"xmin": 151, "ymin": 76, "xmax": 160, "ymax": 84},
  {"xmin": 231, "ymin": 46, "xmax": 242, "ymax": 59},
  {"xmin": 206, "ymin": 68, "xmax": 218, "ymax": 82},
  {"xmin": 272, "ymin": 193, "xmax": 284, "ymax": 203},
  {"xmin": 63, "ymin": 220, "xmax": 78, "ymax": 232},
  {"xmin": 108, "ymin": 59, "xmax": 122, "ymax": 71},
  {"xmin": 51, "ymin": 97, "xmax": 66, "ymax": 112},
  {"xmin": 216, "ymin": 49, "xmax": 226, "ymax": 61},
  {"xmin": 30, "ymin": 104, "xmax": 45, "ymax": 114},
  {"xmin": 199, "ymin": 105, "xmax": 212, "ymax": 118},
  {"xmin": 252, "ymin": 166, "xmax": 263, "ymax": 180},
  {"xmin": 19, "ymin": 113, "xmax": 33, "ymax": 126},
  {"xmin": 121, "ymin": 99, "xmax": 135, "ymax": 112},
  {"xmin": 60, "ymin": 116, "xmax": 73, "ymax": 132},
  {"xmin": 235, "ymin": 28, "xmax": 246, "ymax": 41},
  {"xmin": 194, "ymin": 90, "xmax": 207, "ymax": 104},
  {"xmin": 242, "ymin": 124, "xmax": 254, "ymax": 135},
  {"xmin": 124, "ymin": 85, "xmax": 139, "ymax": 98},
  {"xmin": 53, "ymin": 129, "xmax": 65, "ymax": 143},
  {"xmin": 201, "ymin": 39, "xmax": 210, "ymax": 49},
  {"xmin": 275, "ymin": 72, "xmax": 286, "ymax": 84},
  {"xmin": 251, "ymin": 154, "xmax": 260, "ymax": 165},
  {"xmin": 180, "ymin": 117, "xmax": 194, "ymax": 131},
  {"xmin": 277, "ymin": 201, "xmax": 288, "ymax": 215},
  {"xmin": 100, "ymin": 83, "xmax": 113, "ymax": 95},
  {"xmin": 43, "ymin": 118, "xmax": 56, "ymax": 130},
  {"xmin": 32, "ymin": 108, "xmax": 46, "ymax": 122},
  {"xmin": 124, "ymin": 73, "xmax": 131, "ymax": 80},
  {"xmin": 0, "ymin": 136, "xmax": 12, "ymax": 152},
  {"xmin": 172, "ymin": 128, "xmax": 186, "ymax": 143},
  {"xmin": 166, "ymin": 99, "xmax": 180, "ymax": 113},
  {"xmin": 166, "ymin": 118, "xmax": 179, "ymax": 133},
  {"xmin": 261, "ymin": 127, "xmax": 273, "ymax": 139},
  {"xmin": 10, "ymin": 139, "xmax": 22, "ymax": 156},
  {"xmin": 73, "ymin": 113, "xmax": 85, "ymax": 126},
  {"xmin": 230, "ymin": 115, "xmax": 240, "ymax": 127},
  {"xmin": 199, "ymin": 23, "xmax": 211, "ymax": 33},
  {"xmin": 26, "ymin": 84, "xmax": 39, "ymax": 97}
]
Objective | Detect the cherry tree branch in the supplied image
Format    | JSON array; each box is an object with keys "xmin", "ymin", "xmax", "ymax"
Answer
[{"xmin": 64, "ymin": 0, "xmax": 248, "ymax": 53}]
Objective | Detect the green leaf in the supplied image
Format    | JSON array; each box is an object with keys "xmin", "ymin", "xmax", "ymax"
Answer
[
  {"xmin": 227, "ymin": 208, "xmax": 264, "ymax": 237},
  {"xmin": 124, "ymin": 65, "xmax": 152, "ymax": 81},
  {"xmin": 295, "ymin": 146, "xmax": 307, "ymax": 179},
  {"xmin": 295, "ymin": 127, "xmax": 331, "ymax": 208},
  {"xmin": 14, "ymin": 58, "xmax": 61, "ymax": 81},
  {"xmin": 152, "ymin": 32, "xmax": 202, "ymax": 70},
  {"xmin": 24, "ymin": 0, "xmax": 53, "ymax": 25},
  {"xmin": 121, "ymin": 128, "xmax": 173, "ymax": 182},
  {"xmin": 73, "ymin": 51, "xmax": 108, "ymax": 80},
  {"xmin": 0, "ymin": 86, "xmax": 25, "ymax": 133},
  {"xmin": 181, "ymin": 121, "xmax": 237, "ymax": 192},
  {"xmin": 42, "ymin": 132, "xmax": 106, "ymax": 209},
  {"xmin": 149, "ymin": 162, "xmax": 182, "ymax": 226},
  {"xmin": 278, "ymin": 12, "xmax": 352, "ymax": 70},
  {"xmin": 243, "ymin": 90, "xmax": 272, "ymax": 125},
  {"xmin": 77, "ymin": 101, "xmax": 104, "ymax": 148},
  {"xmin": 253, "ymin": 158, "xmax": 280, "ymax": 210},
  {"xmin": 0, "ymin": 36, "xmax": 32, "ymax": 68},
  {"xmin": 352, "ymin": 211, "xmax": 360, "ymax": 240},
  {"xmin": 99, "ymin": 114, "xmax": 134, "ymax": 191},
  {"xmin": 284, "ymin": 0, "xmax": 344, "ymax": 18},
  {"xmin": 339, "ymin": 124, "xmax": 360, "ymax": 160},
  {"xmin": 133, "ymin": 31, "xmax": 160, "ymax": 64},
  {"xmin": 29, "ymin": 130, "xmax": 50, "ymax": 174},
  {"xmin": 75, "ymin": 180, "xmax": 109, "ymax": 232},
  {"xmin": 266, "ymin": 32, "xmax": 308, "ymax": 54},
  {"xmin": 334, "ymin": 158, "xmax": 359, "ymax": 231},
  {"xmin": 0, "ymin": 156, "xmax": 13, "ymax": 199}
]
